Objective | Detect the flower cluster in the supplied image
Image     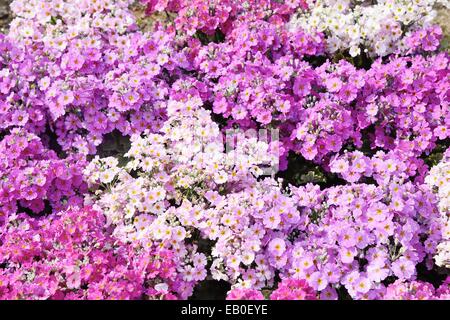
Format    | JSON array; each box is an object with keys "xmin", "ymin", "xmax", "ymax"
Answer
[
  {"xmin": 193, "ymin": 178, "xmax": 298, "ymax": 286},
  {"xmin": 425, "ymin": 148, "xmax": 450, "ymax": 268},
  {"xmin": 226, "ymin": 278, "xmax": 317, "ymax": 300},
  {"xmin": 0, "ymin": 207, "xmax": 182, "ymax": 300},
  {"xmin": 193, "ymin": 173, "xmax": 443, "ymax": 299},
  {"xmin": 293, "ymin": 53, "xmax": 449, "ymax": 163},
  {"xmin": 196, "ymin": 19, "xmax": 324, "ymax": 123},
  {"xmin": 383, "ymin": 278, "xmax": 450, "ymax": 300},
  {"xmin": 0, "ymin": 129, "xmax": 86, "ymax": 226},
  {"xmin": 226, "ymin": 288, "xmax": 264, "ymax": 300},
  {"xmin": 329, "ymin": 150, "xmax": 428, "ymax": 184},
  {"xmin": 270, "ymin": 278, "xmax": 317, "ymax": 300},
  {"xmin": 286, "ymin": 181, "xmax": 442, "ymax": 299},
  {"xmin": 289, "ymin": 0, "xmax": 448, "ymax": 57},
  {"xmin": 82, "ymin": 98, "xmax": 278, "ymax": 297},
  {"xmin": 2, "ymin": 0, "xmax": 175, "ymax": 154},
  {"xmin": 142, "ymin": 0, "xmax": 307, "ymax": 37},
  {"xmin": 193, "ymin": 27, "xmax": 448, "ymax": 167}
]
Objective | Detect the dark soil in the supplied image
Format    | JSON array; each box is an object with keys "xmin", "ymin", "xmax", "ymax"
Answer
[{"xmin": 0, "ymin": 0, "xmax": 11, "ymax": 33}]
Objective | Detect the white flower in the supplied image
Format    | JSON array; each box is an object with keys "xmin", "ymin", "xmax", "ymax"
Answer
[
  {"xmin": 349, "ymin": 45, "xmax": 361, "ymax": 57},
  {"xmin": 214, "ymin": 171, "xmax": 228, "ymax": 184},
  {"xmin": 241, "ymin": 251, "xmax": 255, "ymax": 265},
  {"xmin": 425, "ymin": 150, "xmax": 450, "ymax": 267},
  {"xmin": 155, "ymin": 283, "xmax": 169, "ymax": 293},
  {"xmin": 288, "ymin": 0, "xmax": 446, "ymax": 57},
  {"xmin": 100, "ymin": 170, "xmax": 115, "ymax": 184}
]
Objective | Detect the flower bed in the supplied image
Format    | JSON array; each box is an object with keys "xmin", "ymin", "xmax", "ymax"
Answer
[{"xmin": 0, "ymin": 0, "xmax": 449, "ymax": 300}]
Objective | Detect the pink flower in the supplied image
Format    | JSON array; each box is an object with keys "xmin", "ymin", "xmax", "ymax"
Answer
[
  {"xmin": 320, "ymin": 286, "xmax": 338, "ymax": 300},
  {"xmin": 268, "ymin": 238, "xmax": 286, "ymax": 256},
  {"xmin": 310, "ymin": 272, "xmax": 328, "ymax": 291},
  {"xmin": 392, "ymin": 257, "xmax": 416, "ymax": 280},
  {"xmin": 227, "ymin": 288, "xmax": 264, "ymax": 300},
  {"xmin": 66, "ymin": 272, "xmax": 81, "ymax": 290},
  {"xmin": 263, "ymin": 211, "xmax": 281, "ymax": 229},
  {"xmin": 330, "ymin": 158, "xmax": 349, "ymax": 173},
  {"xmin": 270, "ymin": 279, "xmax": 317, "ymax": 300},
  {"xmin": 340, "ymin": 247, "xmax": 357, "ymax": 264},
  {"xmin": 58, "ymin": 91, "xmax": 74, "ymax": 106},
  {"xmin": 325, "ymin": 77, "xmax": 342, "ymax": 92},
  {"xmin": 354, "ymin": 277, "xmax": 372, "ymax": 294},
  {"xmin": 434, "ymin": 126, "xmax": 448, "ymax": 140}
]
